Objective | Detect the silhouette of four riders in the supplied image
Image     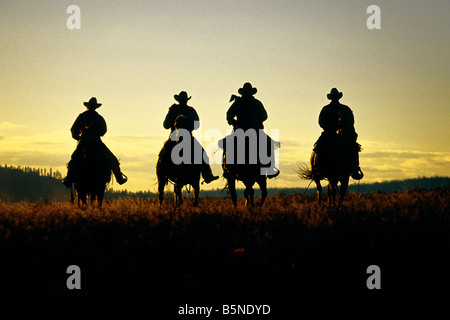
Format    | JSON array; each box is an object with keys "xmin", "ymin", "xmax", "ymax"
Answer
[{"xmin": 63, "ymin": 84, "xmax": 364, "ymax": 203}]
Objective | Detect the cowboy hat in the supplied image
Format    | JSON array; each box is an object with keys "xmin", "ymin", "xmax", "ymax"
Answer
[
  {"xmin": 84, "ymin": 97, "xmax": 102, "ymax": 109},
  {"xmin": 327, "ymin": 88, "xmax": 343, "ymax": 100},
  {"xmin": 174, "ymin": 91, "xmax": 191, "ymax": 103},
  {"xmin": 238, "ymin": 82, "xmax": 257, "ymax": 96}
]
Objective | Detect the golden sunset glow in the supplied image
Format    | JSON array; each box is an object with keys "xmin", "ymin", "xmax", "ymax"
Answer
[{"xmin": 1, "ymin": 0, "xmax": 449, "ymax": 192}]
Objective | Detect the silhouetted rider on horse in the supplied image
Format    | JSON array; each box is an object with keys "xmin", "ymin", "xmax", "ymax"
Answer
[
  {"xmin": 314, "ymin": 88, "xmax": 363, "ymax": 180},
  {"xmin": 63, "ymin": 97, "xmax": 128, "ymax": 187},
  {"xmin": 225, "ymin": 82, "xmax": 280, "ymax": 178},
  {"xmin": 162, "ymin": 91, "xmax": 219, "ymax": 184}
]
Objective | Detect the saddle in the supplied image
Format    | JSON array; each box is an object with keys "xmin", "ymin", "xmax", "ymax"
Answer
[
  {"xmin": 313, "ymin": 132, "xmax": 362, "ymax": 179},
  {"xmin": 158, "ymin": 136, "xmax": 202, "ymax": 181},
  {"xmin": 219, "ymin": 130, "xmax": 279, "ymax": 180}
]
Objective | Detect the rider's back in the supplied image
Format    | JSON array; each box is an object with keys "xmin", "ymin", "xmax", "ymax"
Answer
[
  {"xmin": 319, "ymin": 101, "xmax": 354, "ymax": 135},
  {"xmin": 163, "ymin": 104, "xmax": 199, "ymax": 133},
  {"xmin": 71, "ymin": 110, "xmax": 107, "ymax": 142},
  {"xmin": 227, "ymin": 96, "xmax": 267, "ymax": 131}
]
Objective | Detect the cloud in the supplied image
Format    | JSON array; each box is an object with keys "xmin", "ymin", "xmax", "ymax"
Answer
[
  {"xmin": 360, "ymin": 149, "xmax": 450, "ymax": 183},
  {"xmin": 0, "ymin": 131, "xmax": 166, "ymax": 192},
  {"xmin": 362, "ymin": 150, "xmax": 449, "ymax": 160},
  {"xmin": 0, "ymin": 150, "xmax": 68, "ymax": 170},
  {"xmin": 1, "ymin": 130, "xmax": 448, "ymax": 192},
  {"xmin": 107, "ymin": 134, "xmax": 165, "ymax": 142},
  {"xmin": 0, "ymin": 131, "xmax": 72, "ymax": 154},
  {"xmin": 0, "ymin": 122, "xmax": 28, "ymax": 129}
]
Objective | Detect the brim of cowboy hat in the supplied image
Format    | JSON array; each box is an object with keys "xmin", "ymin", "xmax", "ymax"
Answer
[
  {"xmin": 238, "ymin": 87, "xmax": 257, "ymax": 95},
  {"xmin": 327, "ymin": 92, "xmax": 343, "ymax": 100},
  {"xmin": 174, "ymin": 95, "xmax": 191, "ymax": 102},
  {"xmin": 84, "ymin": 102, "xmax": 102, "ymax": 108}
]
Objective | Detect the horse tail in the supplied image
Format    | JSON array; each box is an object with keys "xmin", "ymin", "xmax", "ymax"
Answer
[
  {"xmin": 223, "ymin": 180, "xmax": 230, "ymax": 194},
  {"xmin": 296, "ymin": 162, "xmax": 314, "ymax": 180}
]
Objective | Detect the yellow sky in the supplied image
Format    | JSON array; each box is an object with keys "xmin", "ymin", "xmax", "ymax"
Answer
[{"xmin": 1, "ymin": 0, "xmax": 449, "ymax": 192}]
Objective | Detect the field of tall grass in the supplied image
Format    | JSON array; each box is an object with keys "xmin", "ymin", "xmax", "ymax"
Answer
[{"xmin": 0, "ymin": 189, "xmax": 449, "ymax": 299}]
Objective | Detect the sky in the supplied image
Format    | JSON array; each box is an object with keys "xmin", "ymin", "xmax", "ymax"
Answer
[{"xmin": 0, "ymin": 0, "xmax": 449, "ymax": 193}]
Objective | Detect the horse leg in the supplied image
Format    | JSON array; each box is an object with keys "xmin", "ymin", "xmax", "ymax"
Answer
[
  {"xmin": 315, "ymin": 178, "xmax": 323, "ymax": 204},
  {"xmin": 98, "ymin": 188, "xmax": 105, "ymax": 207},
  {"xmin": 327, "ymin": 181, "xmax": 337, "ymax": 207},
  {"xmin": 174, "ymin": 184, "xmax": 182, "ymax": 206},
  {"xmin": 244, "ymin": 182, "xmax": 255, "ymax": 207},
  {"xmin": 178, "ymin": 185, "xmax": 183, "ymax": 205},
  {"xmin": 158, "ymin": 180, "xmax": 165, "ymax": 205},
  {"xmin": 258, "ymin": 177, "xmax": 267, "ymax": 207},
  {"xmin": 173, "ymin": 184, "xmax": 176, "ymax": 205},
  {"xmin": 193, "ymin": 180, "xmax": 200, "ymax": 207},
  {"xmin": 75, "ymin": 190, "xmax": 80, "ymax": 206},
  {"xmin": 80, "ymin": 192, "xmax": 87, "ymax": 206},
  {"xmin": 326, "ymin": 182, "xmax": 331, "ymax": 207},
  {"xmin": 228, "ymin": 179, "xmax": 237, "ymax": 207},
  {"xmin": 249, "ymin": 186, "xmax": 255, "ymax": 207},
  {"xmin": 339, "ymin": 177, "xmax": 349, "ymax": 205}
]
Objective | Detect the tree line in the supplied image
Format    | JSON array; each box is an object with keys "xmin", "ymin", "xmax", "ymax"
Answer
[
  {"xmin": 1, "ymin": 164, "xmax": 63, "ymax": 180},
  {"xmin": 0, "ymin": 164, "xmax": 67, "ymax": 202},
  {"xmin": 0, "ymin": 163, "xmax": 448, "ymax": 202}
]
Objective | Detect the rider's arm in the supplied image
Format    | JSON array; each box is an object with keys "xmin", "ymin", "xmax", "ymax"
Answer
[
  {"xmin": 340, "ymin": 106, "xmax": 356, "ymax": 135},
  {"xmin": 192, "ymin": 108, "xmax": 200, "ymax": 131},
  {"xmin": 226, "ymin": 102, "xmax": 238, "ymax": 127},
  {"xmin": 97, "ymin": 115, "xmax": 107, "ymax": 136},
  {"xmin": 70, "ymin": 115, "xmax": 82, "ymax": 141},
  {"xmin": 318, "ymin": 107, "xmax": 329, "ymax": 130},
  {"xmin": 343, "ymin": 106, "xmax": 355, "ymax": 126},
  {"xmin": 163, "ymin": 105, "xmax": 177, "ymax": 130},
  {"xmin": 257, "ymin": 100, "xmax": 268, "ymax": 123}
]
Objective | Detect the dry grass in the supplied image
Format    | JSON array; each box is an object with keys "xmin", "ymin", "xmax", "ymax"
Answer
[{"xmin": 0, "ymin": 190, "xmax": 449, "ymax": 299}]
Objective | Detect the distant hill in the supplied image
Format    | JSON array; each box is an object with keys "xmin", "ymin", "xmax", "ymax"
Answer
[
  {"xmin": 197, "ymin": 176, "xmax": 450, "ymax": 198},
  {"xmin": 0, "ymin": 165, "xmax": 69, "ymax": 202},
  {"xmin": 345, "ymin": 176, "xmax": 450, "ymax": 193},
  {"xmin": 0, "ymin": 164, "xmax": 448, "ymax": 202}
]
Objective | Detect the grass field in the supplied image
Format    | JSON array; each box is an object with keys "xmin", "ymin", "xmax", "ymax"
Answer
[{"xmin": 0, "ymin": 189, "xmax": 449, "ymax": 300}]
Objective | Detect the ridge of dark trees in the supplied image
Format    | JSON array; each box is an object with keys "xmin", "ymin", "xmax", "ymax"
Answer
[
  {"xmin": 0, "ymin": 164, "xmax": 448, "ymax": 202},
  {"xmin": 0, "ymin": 164, "xmax": 67, "ymax": 202}
]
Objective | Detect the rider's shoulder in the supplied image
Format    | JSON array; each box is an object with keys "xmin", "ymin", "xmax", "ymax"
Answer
[
  {"xmin": 84, "ymin": 110, "xmax": 105, "ymax": 121},
  {"xmin": 183, "ymin": 104, "xmax": 197, "ymax": 114},
  {"xmin": 82, "ymin": 109, "xmax": 100, "ymax": 114},
  {"xmin": 338, "ymin": 103, "xmax": 352, "ymax": 112},
  {"xmin": 321, "ymin": 103, "xmax": 333, "ymax": 111},
  {"xmin": 169, "ymin": 103, "xmax": 179, "ymax": 110},
  {"xmin": 253, "ymin": 97, "xmax": 264, "ymax": 106},
  {"xmin": 78, "ymin": 110, "xmax": 92, "ymax": 118}
]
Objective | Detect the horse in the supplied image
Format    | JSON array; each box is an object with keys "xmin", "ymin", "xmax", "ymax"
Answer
[
  {"xmin": 156, "ymin": 116, "xmax": 202, "ymax": 206},
  {"xmin": 219, "ymin": 130, "xmax": 276, "ymax": 207},
  {"xmin": 71, "ymin": 143, "xmax": 112, "ymax": 207},
  {"xmin": 156, "ymin": 140, "xmax": 202, "ymax": 207},
  {"xmin": 297, "ymin": 134, "xmax": 352, "ymax": 207}
]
